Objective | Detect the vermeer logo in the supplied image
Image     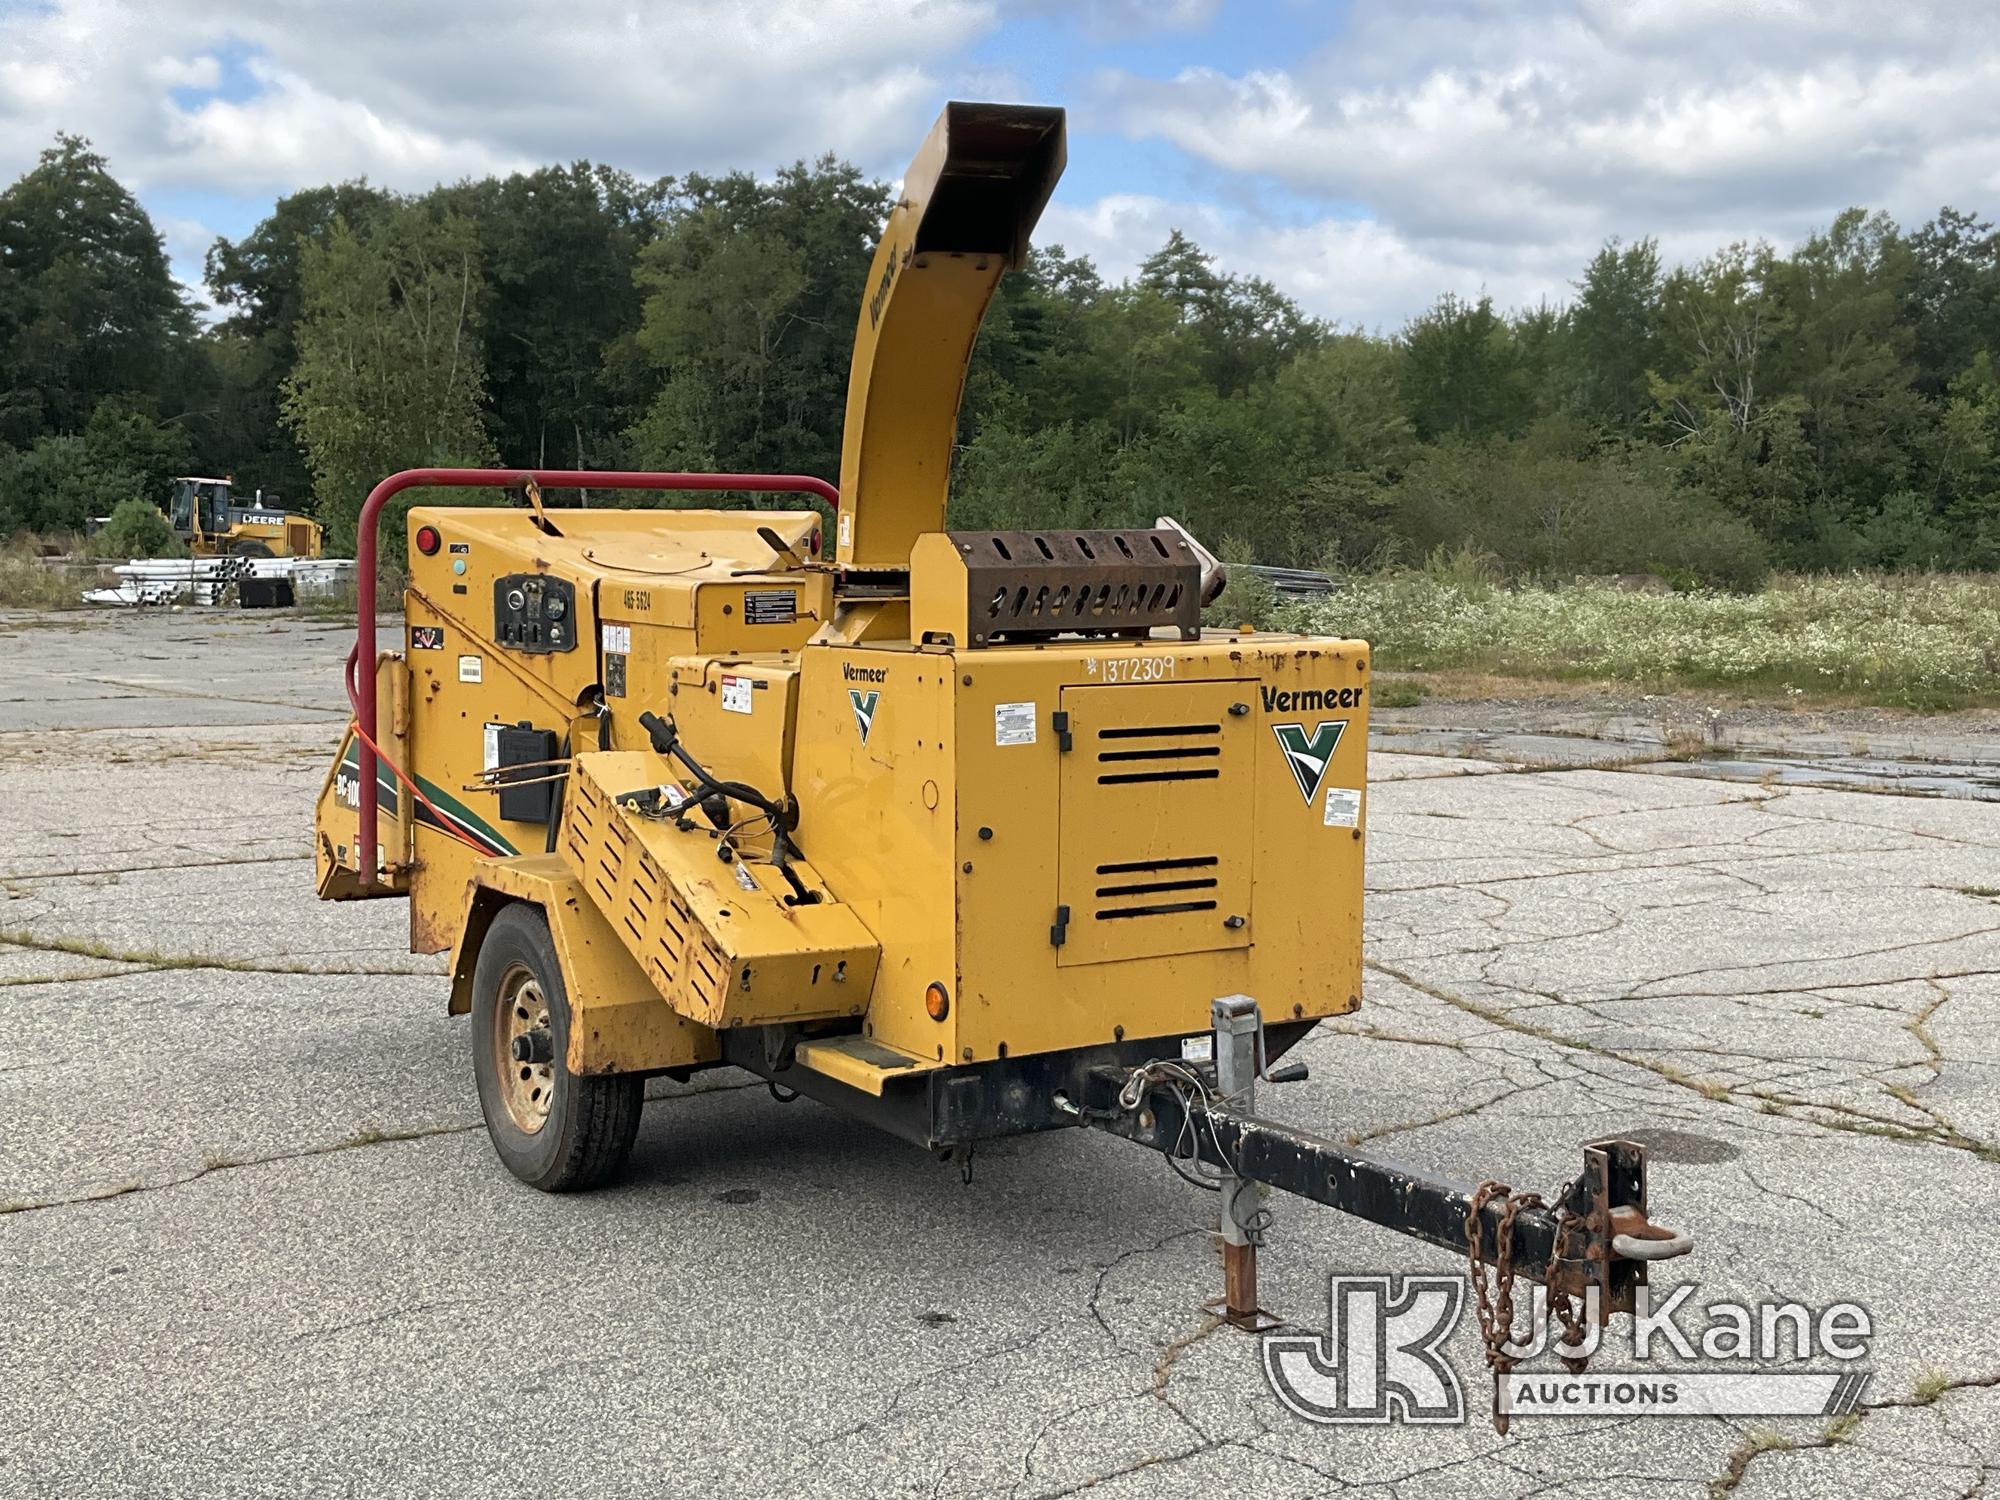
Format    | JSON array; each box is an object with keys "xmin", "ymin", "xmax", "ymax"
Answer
[
  {"xmin": 849, "ymin": 689, "xmax": 879, "ymax": 745},
  {"xmin": 1273, "ymin": 721, "xmax": 1346, "ymax": 803}
]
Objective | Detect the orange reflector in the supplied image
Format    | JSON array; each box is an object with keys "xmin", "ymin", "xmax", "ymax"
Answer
[{"xmin": 925, "ymin": 982, "xmax": 949, "ymax": 1022}]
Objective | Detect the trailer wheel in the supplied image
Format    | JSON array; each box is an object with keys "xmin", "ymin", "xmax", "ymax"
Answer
[{"xmin": 470, "ymin": 902, "xmax": 642, "ymax": 1191}]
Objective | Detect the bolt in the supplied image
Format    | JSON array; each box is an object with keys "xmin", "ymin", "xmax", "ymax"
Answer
[{"xmin": 978, "ymin": 826, "xmax": 993, "ymax": 840}]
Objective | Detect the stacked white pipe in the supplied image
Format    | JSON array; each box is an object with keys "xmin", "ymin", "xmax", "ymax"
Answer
[{"xmin": 82, "ymin": 556, "xmax": 357, "ymax": 607}]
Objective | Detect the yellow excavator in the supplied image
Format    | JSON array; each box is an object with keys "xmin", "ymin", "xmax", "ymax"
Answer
[{"xmin": 311, "ymin": 102, "xmax": 1689, "ymax": 1352}]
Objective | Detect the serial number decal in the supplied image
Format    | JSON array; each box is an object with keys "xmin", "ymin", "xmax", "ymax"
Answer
[
  {"xmin": 744, "ymin": 588, "xmax": 797, "ymax": 625},
  {"xmin": 622, "ymin": 589, "xmax": 652, "ymax": 612},
  {"xmin": 1089, "ymin": 656, "xmax": 1177, "ymax": 684}
]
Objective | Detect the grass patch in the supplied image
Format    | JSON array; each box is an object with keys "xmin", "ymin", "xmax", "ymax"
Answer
[
  {"xmin": 1293, "ymin": 571, "xmax": 2000, "ymax": 710},
  {"xmin": 0, "ymin": 553, "xmax": 87, "ymax": 609},
  {"xmin": 1373, "ymin": 679, "xmax": 1428, "ymax": 708},
  {"xmin": 1913, "ymin": 1367, "xmax": 1953, "ymax": 1405}
]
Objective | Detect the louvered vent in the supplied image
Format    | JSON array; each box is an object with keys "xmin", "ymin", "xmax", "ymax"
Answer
[
  {"xmin": 1095, "ymin": 722, "xmax": 1220, "ymax": 784},
  {"xmin": 1094, "ymin": 855, "xmax": 1220, "ymax": 923}
]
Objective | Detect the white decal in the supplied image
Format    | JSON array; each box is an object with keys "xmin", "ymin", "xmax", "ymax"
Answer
[
  {"xmin": 1180, "ymin": 1035, "xmax": 1214, "ymax": 1063},
  {"xmin": 720, "ymin": 675, "xmax": 753, "ymax": 715},
  {"xmin": 1324, "ymin": 786, "xmax": 1363, "ymax": 829},
  {"xmin": 458, "ymin": 655, "xmax": 482, "ymax": 684},
  {"xmin": 994, "ymin": 701, "xmax": 1037, "ymax": 746},
  {"xmin": 601, "ymin": 622, "xmax": 632, "ymax": 653}
]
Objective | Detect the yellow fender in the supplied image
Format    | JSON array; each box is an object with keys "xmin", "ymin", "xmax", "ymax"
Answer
[{"xmin": 447, "ymin": 854, "xmax": 720, "ymax": 1076}]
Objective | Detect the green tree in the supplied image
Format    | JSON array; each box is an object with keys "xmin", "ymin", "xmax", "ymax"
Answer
[
  {"xmin": 282, "ymin": 207, "xmax": 497, "ymax": 551},
  {"xmin": 429, "ymin": 164, "xmax": 669, "ymax": 472},
  {"xmin": 1904, "ymin": 208, "xmax": 2000, "ymax": 398},
  {"xmin": 627, "ymin": 157, "xmax": 889, "ymax": 485},
  {"xmin": 0, "ymin": 135, "xmax": 194, "ymax": 448},
  {"xmin": 204, "ymin": 182, "xmax": 395, "ymax": 502},
  {"xmin": 1398, "ymin": 293, "xmax": 1515, "ymax": 440},
  {"xmin": 1564, "ymin": 238, "xmax": 1660, "ymax": 428},
  {"xmin": 91, "ymin": 496, "xmax": 180, "ymax": 558}
]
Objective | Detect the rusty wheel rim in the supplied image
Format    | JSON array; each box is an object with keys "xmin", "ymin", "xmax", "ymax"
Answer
[{"xmin": 495, "ymin": 963, "xmax": 555, "ymax": 1135}]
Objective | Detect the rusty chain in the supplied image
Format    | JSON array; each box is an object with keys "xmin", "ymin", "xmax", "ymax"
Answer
[{"xmin": 1463, "ymin": 1179, "xmax": 1595, "ymax": 1435}]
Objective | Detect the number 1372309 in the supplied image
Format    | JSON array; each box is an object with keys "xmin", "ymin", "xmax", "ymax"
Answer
[{"xmin": 1094, "ymin": 656, "xmax": 1176, "ymax": 683}]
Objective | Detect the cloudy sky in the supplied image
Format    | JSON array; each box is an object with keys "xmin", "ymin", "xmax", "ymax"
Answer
[{"xmin": 1, "ymin": 0, "xmax": 1993, "ymax": 329}]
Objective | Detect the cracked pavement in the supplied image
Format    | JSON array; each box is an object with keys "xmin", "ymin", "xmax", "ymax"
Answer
[{"xmin": 3, "ymin": 609, "xmax": 1996, "ymax": 1498}]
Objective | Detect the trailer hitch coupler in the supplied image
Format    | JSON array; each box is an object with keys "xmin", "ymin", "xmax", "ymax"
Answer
[{"xmin": 1608, "ymin": 1203, "xmax": 1694, "ymax": 1262}]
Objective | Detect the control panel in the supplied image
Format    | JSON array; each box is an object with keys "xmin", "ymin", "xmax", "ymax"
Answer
[{"xmin": 493, "ymin": 573, "xmax": 578, "ymax": 654}]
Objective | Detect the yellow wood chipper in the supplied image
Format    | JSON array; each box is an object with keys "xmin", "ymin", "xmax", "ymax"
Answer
[{"xmin": 313, "ymin": 102, "xmax": 1689, "ymax": 1351}]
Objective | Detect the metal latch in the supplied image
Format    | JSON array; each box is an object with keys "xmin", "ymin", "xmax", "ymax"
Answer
[
  {"xmin": 1050, "ymin": 904, "xmax": 1070, "ymax": 947},
  {"xmin": 1052, "ymin": 710, "xmax": 1072, "ymax": 752}
]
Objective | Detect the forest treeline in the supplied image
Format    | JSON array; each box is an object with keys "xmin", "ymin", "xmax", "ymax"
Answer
[{"xmin": 5, "ymin": 132, "xmax": 2000, "ymax": 585}]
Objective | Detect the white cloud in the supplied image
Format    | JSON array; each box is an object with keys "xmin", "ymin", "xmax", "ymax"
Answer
[
  {"xmin": 0, "ymin": 0, "xmax": 997, "ymax": 196},
  {"xmin": 1089, "ymin": 0, "xmax": 2000, "ymax": 320},
  {"xmin": 1042, "ymin": 190, "xmax": 1562, "ymax": 330},
  {"xmin": 1001, "ymin": 0, "xmax": 1219, "ymax": 38}
]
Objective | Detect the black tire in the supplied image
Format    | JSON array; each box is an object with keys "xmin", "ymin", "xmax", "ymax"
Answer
[
  {"xmin": 230, "ymin": 539, "xmax": 275, "ymax": 557},
  {"xmin": 470, "ymin": 903, "xmax": 643, "ymax": 1191}
]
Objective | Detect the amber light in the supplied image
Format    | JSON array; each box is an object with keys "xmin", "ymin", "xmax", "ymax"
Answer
[
  {"xmin": 415, "ymin": 525, "xmax": 442, "ymax": 556},
  {"xmin": 925, "ymin": 982, "xmax": 950, "ymax": 1022}
]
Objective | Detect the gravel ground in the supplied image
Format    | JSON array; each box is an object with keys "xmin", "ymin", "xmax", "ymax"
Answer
[{"xmin": 3, "ymin": 609, "xmax": 1996, "ymax": 1499}]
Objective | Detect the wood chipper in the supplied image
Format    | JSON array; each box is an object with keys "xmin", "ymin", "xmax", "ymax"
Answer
[{"xmin": 313, "ymin": 101, "xmax": 1689, "ymax": 1362}]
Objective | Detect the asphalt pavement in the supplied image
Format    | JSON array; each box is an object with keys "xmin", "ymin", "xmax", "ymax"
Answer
[{"xmin": 2, "ymin": 608, "xmax": 1995, "ymax": 1498}]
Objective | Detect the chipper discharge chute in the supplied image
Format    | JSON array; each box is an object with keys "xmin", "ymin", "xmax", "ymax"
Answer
[{"xmin": 313, "ymin": 101, "xmax": 1690, "ymax": 1400}]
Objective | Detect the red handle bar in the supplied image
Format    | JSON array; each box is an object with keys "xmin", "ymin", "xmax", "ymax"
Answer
[{"xmin": 346, "ymin": 468, "xmax": 839, "ymax": 886}]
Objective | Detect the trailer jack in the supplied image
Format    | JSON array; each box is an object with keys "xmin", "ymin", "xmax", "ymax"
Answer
[{"xmin": 1073, "ymin": 995, "xmax": 1694, "ymax": 1362}]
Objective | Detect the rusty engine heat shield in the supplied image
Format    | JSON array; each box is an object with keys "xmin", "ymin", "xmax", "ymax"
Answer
[{"xmin": 908, "ymin": 528, "xmax": 1201, "ymax": 647}]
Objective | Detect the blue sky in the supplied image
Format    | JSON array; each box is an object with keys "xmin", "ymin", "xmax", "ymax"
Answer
[{"xmin": 2, "ymin": 1, "xmax": 1992, "ymax": 328}]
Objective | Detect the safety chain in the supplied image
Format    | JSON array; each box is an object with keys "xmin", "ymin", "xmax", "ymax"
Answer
[{"xmin": 1463, "ymin": 1180, "xmax": 1594, "ymax": 1435}]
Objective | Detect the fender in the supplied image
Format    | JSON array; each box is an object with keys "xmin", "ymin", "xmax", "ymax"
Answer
[{"xmin": 447, "ymin": 854, "xmax": 720, "ymax": 1076}]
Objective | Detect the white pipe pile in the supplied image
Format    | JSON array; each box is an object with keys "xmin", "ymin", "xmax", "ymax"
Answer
[{"xmin": 80, "ymin": 557, "xmax": 358, "ymax": 608}]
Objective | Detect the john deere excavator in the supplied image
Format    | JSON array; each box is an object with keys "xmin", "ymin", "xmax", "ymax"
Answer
[{"xmin": 311, "ymin": 102, "xmax": 1689, "ymax": 1378}]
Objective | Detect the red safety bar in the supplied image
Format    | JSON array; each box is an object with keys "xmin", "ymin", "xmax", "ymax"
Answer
[{"xmin": 346, "ymin": 468, "xmax": 840, "ymax": 886}]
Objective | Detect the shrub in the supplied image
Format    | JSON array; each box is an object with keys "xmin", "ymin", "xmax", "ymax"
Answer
[
  {"xmin": 1293, "ymin": 571, "xmax": 2000, "ymax": 708},
  {"xmin": 88, "ymin": 497, "xmax": 180, "ymax": 559}
]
